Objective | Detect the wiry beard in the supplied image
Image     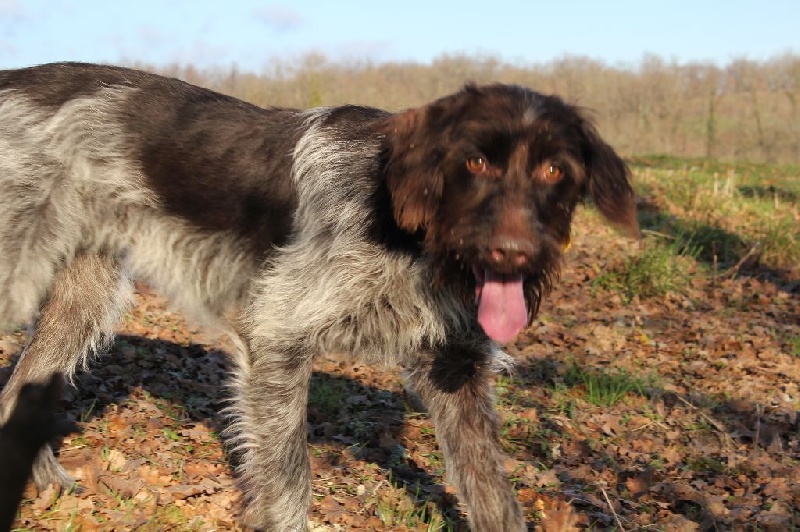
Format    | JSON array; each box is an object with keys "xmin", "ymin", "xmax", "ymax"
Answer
[{"xmin": 425, "ymin": 237, "xmax": 564, "ymax": 329}]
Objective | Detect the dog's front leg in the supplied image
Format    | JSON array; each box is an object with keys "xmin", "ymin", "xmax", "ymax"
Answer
[
  {"xmin": 233, "ymin": 336, "xmax": 313, "ymax": 532},
  {"xmin": 406, "ymin": 346, "xmax": 526, "ymax": 532}
]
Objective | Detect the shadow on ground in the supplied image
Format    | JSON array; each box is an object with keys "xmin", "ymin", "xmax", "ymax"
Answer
[{"xmin": 2, "ymin": 328, "xmax": 795, "ymax": 529}]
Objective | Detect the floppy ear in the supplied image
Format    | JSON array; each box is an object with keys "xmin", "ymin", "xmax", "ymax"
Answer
[
  {"xmin": 582, "ymin": 123, "xmax": 640, "ymax": 238},
  {"xmin": 379, "ymin": 107, "xmax": 444, "ymax": 233}
]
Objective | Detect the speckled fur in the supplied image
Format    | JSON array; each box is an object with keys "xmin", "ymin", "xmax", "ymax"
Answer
[{"xmin": 0, "ymin": 62, "xmax": 637, "ymax": 531}]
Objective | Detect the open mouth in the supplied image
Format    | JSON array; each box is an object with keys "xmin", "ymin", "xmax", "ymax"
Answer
[{"xmin": 472, "ymin": 266, "xmax": 529, "ymax": 344}]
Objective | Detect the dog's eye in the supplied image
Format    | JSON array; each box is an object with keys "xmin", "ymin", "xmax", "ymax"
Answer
[
  {"xmin": 466, "ymin": 156, "xmax": 488, "ymax": 174},
  {"xmin": 538, "ymin": 163, "xmax": 563, "ymax": 184},
  {"xmin": 546, "ymin": 164, "xmax": 563, "ymax": 182}
]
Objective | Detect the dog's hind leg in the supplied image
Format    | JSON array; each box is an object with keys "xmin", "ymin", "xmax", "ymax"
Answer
[
  {"xmin": 405, "ymin": 345, "xmax": 527, "ymax": 532},
  {"xmin": 0, "ymin": 253, "xmax": 132, "ymax": 488}
]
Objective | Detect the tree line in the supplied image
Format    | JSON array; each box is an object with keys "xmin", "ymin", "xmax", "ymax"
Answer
[{"xmin": 135, "ymin": 52, "xmax": 800, "ymax": 163}]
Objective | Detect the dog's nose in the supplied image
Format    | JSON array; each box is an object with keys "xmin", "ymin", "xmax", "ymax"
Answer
[{"xmin": 489, "ymin": 236, "xmax": 535, "ymax": 269}]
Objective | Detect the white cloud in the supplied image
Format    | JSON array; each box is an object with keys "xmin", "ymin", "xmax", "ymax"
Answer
[
  {"xmin": 0, "ymin": 0, "xmax": 20, "ymax": 15},
  {"xmin": 253, "ymin": 5, "xmax": 304, "ymax": 32}
]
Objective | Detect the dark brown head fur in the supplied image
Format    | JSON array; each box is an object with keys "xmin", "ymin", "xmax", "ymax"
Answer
[{"xmin": 380, "ymin": 84, "xmax": 637, "ymax": 341}]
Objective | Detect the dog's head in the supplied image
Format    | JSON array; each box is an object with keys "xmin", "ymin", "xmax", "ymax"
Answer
[{"xmin": 380, "ymin": 84, "xmax": 638, "ymax": 344}]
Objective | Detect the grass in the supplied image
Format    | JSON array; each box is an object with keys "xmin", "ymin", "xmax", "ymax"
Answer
[
  {"xmin": 564, "ymin": 364, "xmax": 647, "ymax": 407},
  {"xmin": 500, "ymin": 416, "xmax": 539, "ymax": 455},
  {"xmin": 791, "ymin": 335, "xmax": 800, "ymax": 358},
  {"xmin": 630, "ymin": 155, "xmax": 799, "ymax": 272},
  {"xmin": 162, "ymin": 427, "xmax": 181, "ymax": 442},
  {"xmin": 758, "ymin": 216, "xmax": 800, "ymax": 269},
  {"xmin": 374, "ymin": 475, "xmax": 454, "ymax": 531},
  {"xmin": 308, "ymin": 374, "xmax": 352, "ymax": 419},
  {"xmin": 593, "ymin": 231, "xmax": 700, "ymax": 302},
  {"xmin": 592, "ymin": 155, "xmax": 798, "ymax": 302},
  {"xmin": 495, "ymin": 374, "xmax": 536, "ymax": 409}
]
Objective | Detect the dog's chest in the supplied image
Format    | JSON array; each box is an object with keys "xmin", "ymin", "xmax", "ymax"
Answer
[{"xmin": 249, "ymin": 238, "xmax": 462, "ymax": 362}]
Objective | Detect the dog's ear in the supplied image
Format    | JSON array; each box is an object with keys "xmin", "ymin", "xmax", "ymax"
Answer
[
  {"xmin": 582, "ymin": 123, "xmax": 640, "ymax": 238},
  {"xmin": 379, "ymin": 107, "xmax": 444, "ymax": 233}
]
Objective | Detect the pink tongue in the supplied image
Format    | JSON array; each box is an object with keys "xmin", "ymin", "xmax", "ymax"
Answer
[{"xmin": 477, "ymin": 270, "xmax": 528, "ymax": 344}]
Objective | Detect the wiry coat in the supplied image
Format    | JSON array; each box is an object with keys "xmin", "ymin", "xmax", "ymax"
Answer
[{"xmin": 0, "ymin": 63, "xmax": 637, "ymax": 531}]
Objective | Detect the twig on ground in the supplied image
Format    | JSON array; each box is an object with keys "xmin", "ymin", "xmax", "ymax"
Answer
[
  {"xmin": 723, "ymin": 243, "xmax": 761, "ymax": 279},
  {"xmin": 753, "ymin": 403, "xmax": 763, "ymax": 457},
  {"xmin": 599, "ymin": 485, "xmax": 625, "ymax": 532},
  {"xmin": 640, "ymin": 229, "xmax": 676, "ymax": 240}
]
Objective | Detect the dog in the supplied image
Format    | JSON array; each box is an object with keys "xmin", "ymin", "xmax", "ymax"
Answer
[
  {"xmin": 0, "ymin": 374, "xmax": 76, "ymax": 532},
  {"xmin": 0, "ymin": 62, "xmax": 637, "ymax": 531}
]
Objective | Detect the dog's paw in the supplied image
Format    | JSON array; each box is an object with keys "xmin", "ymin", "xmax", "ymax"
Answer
[
  {"xmin": 240, "ymin": 503, "xmax": 309, "ymax": 531},
  {"xmin": 31, "ymin": 447, "xmax": 77, "ymax": 493}
]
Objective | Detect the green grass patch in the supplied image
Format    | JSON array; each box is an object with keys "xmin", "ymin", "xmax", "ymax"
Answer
[
  {"xmin": 757, "ymin": 216, "xmax": 800, "ymax": 270},
  {"xmin": 564, "ymin": 364, "xmax": 647, "ymax": 407},
  {"xmin": 630, "ymin": 155, "xmax": 799, "ymax": 272},
  {"xmin": 593, "ymin": 232, "xmax": 700, "ymax": 302},
  {"xmin": 308, "ymin": 375, "xmax": 351, "ymax": 419},
  {"xmin": 684, "ymin": 456, "xmax": 728, "ymax": 475},
  {"xmin": 789, "ymin": 334, "xmax": 800, "ymax": 358},
  {"xmin": 495, "ymin": 374, "xmax": 535, "ymax": 409},
  {"xmin": 374, "ymin": 476, "xmax": 454, "ymax": 531}
]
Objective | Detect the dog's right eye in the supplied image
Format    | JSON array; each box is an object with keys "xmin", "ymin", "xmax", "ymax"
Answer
[{"xmin": 466, "ymin": 156, "xmax": 488, "ymax": 174}]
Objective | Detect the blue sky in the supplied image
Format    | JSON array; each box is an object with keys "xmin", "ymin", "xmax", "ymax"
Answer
[{"xmin": 1, "ymin": 0, "xmax": 797, "ymax": 72}]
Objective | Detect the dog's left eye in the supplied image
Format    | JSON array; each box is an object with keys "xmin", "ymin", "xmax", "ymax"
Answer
[
  {"xmin": 466, "ymin": 156, "xmax": 488, "ymax": 174},
  {"xmin": 537, "ymin": 163, "xmax": 563, "ymax": 184}
]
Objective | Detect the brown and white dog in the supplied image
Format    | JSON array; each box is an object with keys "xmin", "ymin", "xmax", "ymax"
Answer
[{"xmin": 0, "ymin": 62, "xmax": 637, "ymax": 530}]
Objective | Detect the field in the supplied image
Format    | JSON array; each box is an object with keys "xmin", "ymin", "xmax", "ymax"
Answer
[{"xmin": 1, "ymin": 155, "xmax": 798, "ymax": 530}]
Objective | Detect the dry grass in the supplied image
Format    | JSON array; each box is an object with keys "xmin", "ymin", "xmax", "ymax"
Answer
[{"xmin": 131, "ymin": 52, "xmax": 800, "ymax": 164}]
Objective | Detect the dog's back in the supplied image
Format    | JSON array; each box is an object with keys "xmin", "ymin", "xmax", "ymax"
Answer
[{"xmin": 0, "ymin": 63, "xmax": 307, "ymax": 329}]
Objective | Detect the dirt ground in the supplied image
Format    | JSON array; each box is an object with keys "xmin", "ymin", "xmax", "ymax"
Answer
[{"xmin": 1, "ymin": 210, "xmax": 798, "ymax": 531}]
